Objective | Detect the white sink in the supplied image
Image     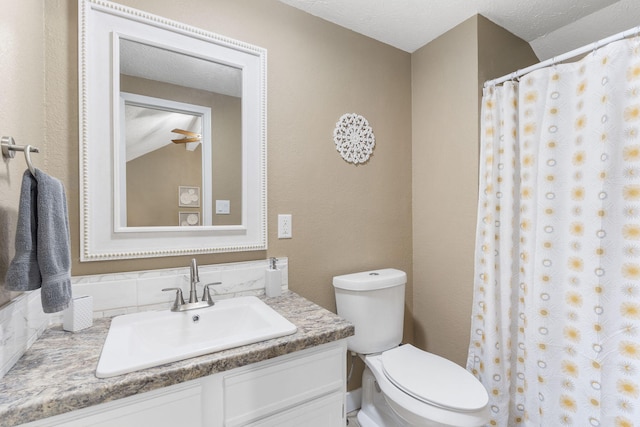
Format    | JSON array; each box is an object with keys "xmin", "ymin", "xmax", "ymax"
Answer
[{"xmin": 96, "ymin": 296, "xmax": 297, "ymax": 378}]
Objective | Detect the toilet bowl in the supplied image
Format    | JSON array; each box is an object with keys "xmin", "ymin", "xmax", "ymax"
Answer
[
  {"xmin": 361, "ymin": 345, "xmax": 489, "ymax": 426},
  {"xmin": 333, "ymin": 269, "xmax": 489, "ymax": 427}
]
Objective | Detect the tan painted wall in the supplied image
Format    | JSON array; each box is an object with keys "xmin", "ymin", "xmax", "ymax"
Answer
[
  {"xmin": 126, "ymin": 144, "xmax": 203, "ymax": 227},
  {"xmin": 477, "ymin": 15, "xmax": 540, "ymax": 96},
  {"xmin": 411, "ymin": 15, "xmax": 537, "ymax": 366},
  {"xmin": 16, "ymin": 0, "xmax": 413, "ymax": 325},
  {"xmin": 0, "ymin": 1, "xmax": 46, "ymax": 307}
]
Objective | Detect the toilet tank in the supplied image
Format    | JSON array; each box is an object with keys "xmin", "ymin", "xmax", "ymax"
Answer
[{"xmin": 333, "ymin": 269, "xmax": 406, "ymax": 354}]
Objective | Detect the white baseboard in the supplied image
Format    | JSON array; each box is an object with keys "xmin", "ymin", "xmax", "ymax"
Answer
[{"xmin": 346, "ymin": 388, "xmax": 362, "ymax": 413}]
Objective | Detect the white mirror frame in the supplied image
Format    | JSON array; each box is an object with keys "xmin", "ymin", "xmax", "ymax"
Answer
[{"xmin": 79, "ymin": 0, "xmax": 267, "ymax": 261}]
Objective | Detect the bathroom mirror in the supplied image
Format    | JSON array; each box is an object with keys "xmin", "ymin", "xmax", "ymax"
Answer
[{"xmin": 79, "ymin": 0, "xmax": 266, "ymax": 261}]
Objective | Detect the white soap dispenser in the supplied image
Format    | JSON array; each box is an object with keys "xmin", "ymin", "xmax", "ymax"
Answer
[{"xmin": 265, "ymin": 257, "xmax": 282, "ymax": 297}]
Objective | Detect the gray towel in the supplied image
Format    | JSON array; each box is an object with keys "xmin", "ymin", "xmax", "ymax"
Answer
[
  {"xmin": 5, "ymin": 171, "xmax": 40, "ymax": 291},
  {"xmin": 5, "ymin": 169, "xmax": 72, "ymax": 313}
]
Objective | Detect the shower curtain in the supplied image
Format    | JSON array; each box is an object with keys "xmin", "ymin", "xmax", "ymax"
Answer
[{"xmin": 468, "ymin": 37, "xmax": 640, "ymax": 427}]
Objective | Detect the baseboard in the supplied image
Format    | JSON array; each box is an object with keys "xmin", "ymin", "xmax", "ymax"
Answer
[{"xmin": 346, "ymin": 388, "xmax": 362, "ymax": 413}]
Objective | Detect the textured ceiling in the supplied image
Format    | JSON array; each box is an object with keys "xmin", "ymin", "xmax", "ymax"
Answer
[{"xmin": 278, "ymin": 0, "xmax": 640, "ymax": 60}]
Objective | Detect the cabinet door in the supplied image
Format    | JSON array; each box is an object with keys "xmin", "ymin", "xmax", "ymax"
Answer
[
  {"xmin": 21, "ymin": 381, "xmax": 203, "ymax": 427},
  {"xmin": 223, "ymin": 344, "xmax": 345, "ymax": 426},
  {"xmin": 246, "ymin": 391, "xmax": 344, "ymax": 427}
]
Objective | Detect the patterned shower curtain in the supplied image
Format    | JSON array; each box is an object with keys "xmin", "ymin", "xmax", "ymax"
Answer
[{"xmin": 468, "ymin": 37, "xmax": 640, "ymax": 427}]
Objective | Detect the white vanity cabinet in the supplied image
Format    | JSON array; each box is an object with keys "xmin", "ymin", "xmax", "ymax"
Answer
[{"xmin": 20, "ymin": 340, "xmax": 347, "ymax": 427}]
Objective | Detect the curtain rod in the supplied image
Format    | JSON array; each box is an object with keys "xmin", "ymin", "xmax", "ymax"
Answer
[{"xmin": 484, "ymin": 24, "xmax": 640, "ymax": 88}]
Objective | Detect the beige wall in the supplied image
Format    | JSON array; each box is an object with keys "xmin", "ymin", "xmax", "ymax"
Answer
[
  {"xmin": 35, "ymin": 0, "xmax": 415, "ymax": 321},
  {"xmin": 0, "ymin": 1, "xmax": 46, "ymax": 307},
  {"xmin": 477, "ymin": 15, "xmax": 540, "ymax": 97},
  {"xmin": 411, "ymin": 15, "xmax": 537, "ymax": 366},
  {"xmin": 127, "ymin": 144, "xmax": 203, "ymax": 227}
]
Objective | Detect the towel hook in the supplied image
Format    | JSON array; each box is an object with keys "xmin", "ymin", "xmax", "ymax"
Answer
[
  {"xmin": 23, "ymin": 144, "xmax": 36, "ymax": 176},
  {"xmin": 1, "ymin": 136, "xmax": 39, "ymax": 175}
]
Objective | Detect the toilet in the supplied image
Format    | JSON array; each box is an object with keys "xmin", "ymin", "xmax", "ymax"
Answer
[{"xmin": 333, "ymin": 269, "xmax": 489, "ymax": 427}]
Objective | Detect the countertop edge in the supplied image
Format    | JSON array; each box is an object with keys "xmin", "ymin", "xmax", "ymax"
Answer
[{"xmin": 0, "ymin": 291, "xmax": 354, "ymax": 427}]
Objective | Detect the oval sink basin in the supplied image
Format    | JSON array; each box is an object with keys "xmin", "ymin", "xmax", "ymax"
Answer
[{"xmin": 96, "ymin": 296, "xmax": 297, "ymax": 378}]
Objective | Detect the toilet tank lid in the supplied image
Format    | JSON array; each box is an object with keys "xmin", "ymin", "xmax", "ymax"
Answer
[{"xmin": 332, "ymin": 269, "xmax": 407, "ymax": 291}]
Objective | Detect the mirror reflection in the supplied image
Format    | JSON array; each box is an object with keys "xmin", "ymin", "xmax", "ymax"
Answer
[
  {"xmin": 119, "ymin": 39, "xmax": 242, "ymax": 227},
  {"xmin": 123, "ymin": 98, "xmax": 207, "ymax": 227}
]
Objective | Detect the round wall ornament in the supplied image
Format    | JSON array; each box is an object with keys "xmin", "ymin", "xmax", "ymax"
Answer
[{"xmin": 333, "ymin": 113, "xmax": 375, "ymax": 164}]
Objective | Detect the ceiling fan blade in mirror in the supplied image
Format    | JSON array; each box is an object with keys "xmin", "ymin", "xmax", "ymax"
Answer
[
  {"xmin": 171, "ymin": 128, "xmax": 201, "ymax": 138},
  {"xmin": 171, "ymin": 137, "xmax": 201, "ymax": 143}
]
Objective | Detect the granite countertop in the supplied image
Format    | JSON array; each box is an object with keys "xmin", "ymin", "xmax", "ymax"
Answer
[{"xmin": 0, "ymin": 291, "xmax": 353, "ymax": 427}]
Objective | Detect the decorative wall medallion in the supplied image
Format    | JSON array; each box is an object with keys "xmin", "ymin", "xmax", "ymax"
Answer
[{"xmin": 333, "ymin": 113, "xmax": 375, "ymax": 164}]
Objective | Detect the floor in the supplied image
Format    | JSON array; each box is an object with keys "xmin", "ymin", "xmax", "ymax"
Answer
[{"xmin": 347, "ymin": 410, "xmax": 361, "ymax": 426}]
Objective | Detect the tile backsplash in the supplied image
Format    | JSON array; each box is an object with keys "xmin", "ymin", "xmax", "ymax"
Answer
[
  {"xmin": 0, "ymin": 258, "xmax": 287, "ymax": 378},
  {"xmin": 0, "ymin": 291, "xmax": 49, "ymax": 379}
]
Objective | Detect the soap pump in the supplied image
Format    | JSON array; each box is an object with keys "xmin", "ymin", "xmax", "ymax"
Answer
[{"xmin": 265, "ymin": 257, "xmax": 282, "ymax": 297}]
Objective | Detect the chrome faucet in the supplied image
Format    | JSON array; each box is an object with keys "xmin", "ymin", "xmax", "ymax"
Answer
[
  {"xmin": 189, "ymin": 258, "xmax": 200, "ymax": 303},
  {"xmin": 162, "ymin": 258, "xmax": 221, "ymax": 312}
]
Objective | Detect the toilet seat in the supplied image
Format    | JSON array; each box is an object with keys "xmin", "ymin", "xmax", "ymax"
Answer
[
  {"xmin": 380, "ymin": 344, "xmax": 488, "ymax": 412},
  {"xmin": 364, "ymin": 346, "xmax": 490, "ymax": 427}
]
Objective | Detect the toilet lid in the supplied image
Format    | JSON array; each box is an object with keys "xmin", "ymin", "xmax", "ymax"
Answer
[{"xmin": 380, "ymin": 345, "xmax": 488, "ymax": 412}]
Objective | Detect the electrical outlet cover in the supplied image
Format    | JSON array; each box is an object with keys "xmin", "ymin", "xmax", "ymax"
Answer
[{"xmin": 278, "ymin": 214, "xmax": 292, "ymax": 238}]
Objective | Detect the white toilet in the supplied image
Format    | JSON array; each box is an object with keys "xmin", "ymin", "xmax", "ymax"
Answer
[{"xmin": 333, "ymin": 269, "xmax": 489, "ymax": 427}]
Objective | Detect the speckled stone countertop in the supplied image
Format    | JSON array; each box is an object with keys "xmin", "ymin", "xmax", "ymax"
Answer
[{"xmin": 0, "ymin": 291, "xmax": 353, "ymax": 427}]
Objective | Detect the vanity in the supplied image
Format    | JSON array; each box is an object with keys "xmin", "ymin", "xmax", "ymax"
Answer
[{"xmin": 0, "ymin": 292, "xmax": 353, "ymax": 427}]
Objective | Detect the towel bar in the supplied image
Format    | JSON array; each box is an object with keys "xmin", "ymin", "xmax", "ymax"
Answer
[{"xmin": 1, "ymin": 136, "xmax": 39, "ymax": 175}]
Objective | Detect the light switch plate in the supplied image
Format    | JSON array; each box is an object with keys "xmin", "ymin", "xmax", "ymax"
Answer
[{"xmin": 216, "ymin": 200, "xmax": 230, "ymax": 214}]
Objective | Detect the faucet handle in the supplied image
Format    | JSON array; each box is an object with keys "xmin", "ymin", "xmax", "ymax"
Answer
[
  {"xmin": 202, "ymin": 282, "xmax": 222, "ymax": 304},
  {"xmin": 162, "ymin": 287, "xmax": 185, "ymax": 311}
]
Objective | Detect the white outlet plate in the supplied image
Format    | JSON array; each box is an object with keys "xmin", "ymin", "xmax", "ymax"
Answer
[{"xmin": 278, "ymin": 214, "xmax": 292, "ymax": 239}]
